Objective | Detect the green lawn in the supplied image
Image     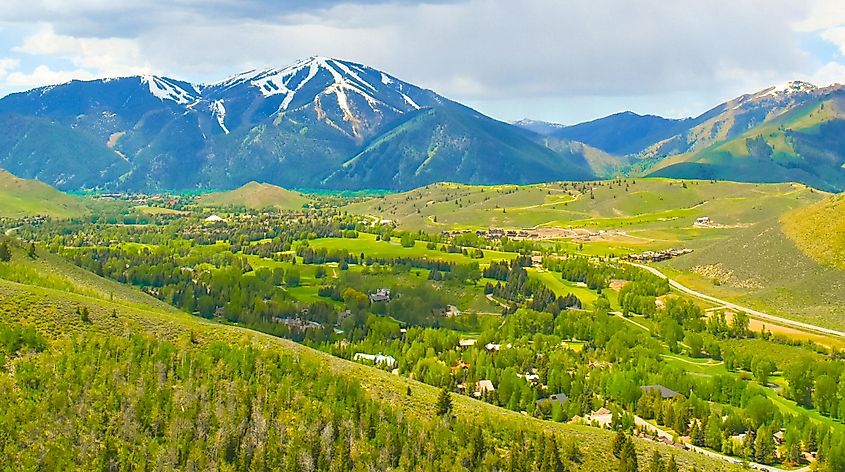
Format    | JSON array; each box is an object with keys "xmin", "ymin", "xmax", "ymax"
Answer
[{"xmin": 307, "ymin": 232, "xmax": 516, "ymax": 264}]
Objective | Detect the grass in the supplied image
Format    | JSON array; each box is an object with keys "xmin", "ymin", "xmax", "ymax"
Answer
[
  {"xmin": 662, "ymin": 217, "xmax": 845, "ymax": 331},
  {"xmin": 345, "ymin": 180, "xmax": 823, "ymax": 264},
  {"xmin": 306, "ymin": 232, "xmax": 516, "ymax": 265},
  {"xmin": 195, "ymin": 181, "xmax": 311, "ymax": 210},
  {"xmin": 527, "ymin": 269, "xmax": 601, "ymax": 307},
  {"xmin": 781, "ymin": 193, "xmax": 845, "ymax": 270},
  {"xmin": 0, "ymin": 170, "xmax": 90, "ymax": 218}
]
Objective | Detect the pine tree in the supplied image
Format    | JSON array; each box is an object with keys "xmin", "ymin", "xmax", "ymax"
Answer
[
  {"xmin": 618, "ymin": 437, "xmax": 638, "ymax": 472},
  {"xmin": 0, "ymin": 240, "xmax": 11, "ymax": 262},
  {"xmin": 648, "ymin": 450, "xmax": 664, "ymax": 472},
  {"xmin": 612, "ymin": 429, "xmax": 627, "ymax": 458},
  {"xmin": 27, "ymin": 242, "xmax": 36, "ymax": 259},
  {"xmin": 79, "ymin": 306, "xmax": 91, "ymax": 323},
  {"xmin": 665, "ymin": 455, "xmax": 678, "ymax": 472},
  {"xmin": 436, "ymin": 387, "xmax": 453, "ymax": 416}
]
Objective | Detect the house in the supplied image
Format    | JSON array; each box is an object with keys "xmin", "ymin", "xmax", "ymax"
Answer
[
  {"xmin": 536, "ymin": 393, "xmax": 568, "ymax": 407},
  {"xmin": 485, "ymin": 342, "xmax": 501, "ymax": 352},
  {"xmin": 458, "ymin": 339, "xmax": 477, "ymax": 349},
  {"xmin": 641, "ymin": 385, "xmax": 681, "ymax": 399},
  {"xmin": 474, "ymin": 380, "xmax": 495, "ymax": 397},
  {"xmin": 353, "ymin": 353, "xmax": 397, "ymax": 368},
  {"xmin": 583, "ymin": 407, "xmax": 613, "ymax": 427},
  {"xmin": 531, "ymin": 255, "xmax": 543, "ymax": 267},
  {"xmin": 695, "ymin": 216, "xmax": 712, "ymax": 226},
  {"xmin": 446, "ymin": 305, "xmax": 462, "ymax": 317},
  {"xmin": 204, "ymin": 214, "xmax": 225, "ymax": 223},
  {"xmin": 369, "ymin": 288, "xmax": 391, "ymax": 303}
]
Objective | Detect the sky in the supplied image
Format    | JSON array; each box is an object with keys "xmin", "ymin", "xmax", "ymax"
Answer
[{"xmin": 1, "ymin": 0, "xmax": 845, "ymax": 124}]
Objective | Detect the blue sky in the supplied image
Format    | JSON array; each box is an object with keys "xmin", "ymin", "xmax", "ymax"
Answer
[{"xmin": 1, "ymin": 0, "xmax": 844, "ymax": 124}]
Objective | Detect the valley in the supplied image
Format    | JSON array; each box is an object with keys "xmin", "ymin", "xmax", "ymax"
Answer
[{"xmin": 1, "ymin": 173, "xmax": 844, "ymax": 471}]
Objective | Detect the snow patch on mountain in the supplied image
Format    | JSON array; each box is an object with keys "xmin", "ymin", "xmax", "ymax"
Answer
[
  {"xmin": 761, "ymin": 80, "xmax": 817, "ymax": 98},
  {"xmin": 140, "ymin": 75, "xmax": 196, "ymax": 104},
  {"xmin": 210, "ymin": 100, "xmax": 229, "ymax": 134}
]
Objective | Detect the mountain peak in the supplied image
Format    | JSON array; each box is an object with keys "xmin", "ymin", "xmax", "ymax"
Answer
[{"xmin": 759, "ymin": 80, "xmax": 817, "ymax": 98}]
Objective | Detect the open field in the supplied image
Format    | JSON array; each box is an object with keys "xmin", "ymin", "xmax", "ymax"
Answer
[{"xmin": 305, "ymin": 232, "xmax": 516, "ymax": 264}]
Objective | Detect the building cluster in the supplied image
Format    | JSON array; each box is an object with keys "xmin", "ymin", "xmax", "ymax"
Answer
[
  {"xmin": 271, "ymin": 316, "xmax": 322, "ymax": 331},
  {"xmin": 626, "ymin": 248, "xmax": 692, "ymax": 262},
  {"xmin": 369, "ymin": 288, "xmax": 391, "ymax": 303},
  {"xmin": 95, "ymin": 192, "xmax": 184, "ymax": 208},
  {"xmin": 352, "ymin": 353, "xmax": 397, "ymax": 368},
  {"xmin": 440, "ymin": 228, "xmax": 537, "ymax": 241}
]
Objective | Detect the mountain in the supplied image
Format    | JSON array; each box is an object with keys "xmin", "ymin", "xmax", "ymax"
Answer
[
  {"xmin": 646, "ymin": 81, "xmax": 845, "ymax": 191},
  {"xmin": 540, "ymin": 112, "xmax": 695, "ymax": 156},
  {"xmin": 511, "ymin": 118, "xmax": 566, "ymax": 135},
  {"xmin": 322, "ymin": 104, "xmax": 594, "ymax": 189},
  {"xmin": 196, "ymin": 181, "xmax": 311, "ymax": 210},
  {"xmin": 515, "ymin": 81, "xmax": 845, "ymax": 191},
  {"xmin": 0, "ymin": 169, "xmax": 89, "ymax": 218},
  {"xmin": 0, "ymin": 57, "xmax": 595, "ymax": 192}
]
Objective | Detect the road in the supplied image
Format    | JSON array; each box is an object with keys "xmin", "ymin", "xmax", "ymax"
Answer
[
  {"xmin": 633, "ymin": 415, "xmax": 811, "ymax": 472},
  {"xmin": 625, "ymin": 262, "xmax": 845, "ymax": 339}
]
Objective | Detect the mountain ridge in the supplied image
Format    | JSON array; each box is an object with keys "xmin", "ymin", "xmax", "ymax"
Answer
[{"xmin": 0, "ymin": 56, "xmax": 596, "ymax": 192}]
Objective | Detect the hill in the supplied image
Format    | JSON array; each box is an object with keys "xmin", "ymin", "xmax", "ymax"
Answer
[
  {"xmin": 663, "ymin": 215, "xmax": 845, "ymax": 331},
  {"xmin": 196, "ymin": 181, "xmax": 311, "ymax": 210},
  {"xmin": 347, "ymin": 179, "xmax": 822, "ymax": 236},
  {"xmin": 0, "ymin": 56, "xmax": 596, "ymax": 192},
  {"xmin": 0, "ymin": 240, "xmax": 737, "ymax": 471},
  {"xmin": 781, "ymin": 193, "xmax": 845, "ymax": 270},
  {"xmin": 0, "ymin": 169, "xmax": 90, "ymax": 218}
]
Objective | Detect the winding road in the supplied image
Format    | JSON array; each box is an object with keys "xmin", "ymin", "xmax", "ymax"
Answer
[{"xmin": 625, "ymin": 262, "xmax": 845, "ymax": 339}]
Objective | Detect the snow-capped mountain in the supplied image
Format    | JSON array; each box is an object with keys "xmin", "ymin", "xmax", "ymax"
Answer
[{"xmin": 0, "ymin": 57, "xmax": 595, "ymax": 191}]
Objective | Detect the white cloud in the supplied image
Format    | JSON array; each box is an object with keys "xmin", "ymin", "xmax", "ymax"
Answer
[
  {"xmin": 15, "ymin": 26, "xmax": 154, "ymax": 76},
  {"xmin": 821, "ymin": 27, "xmax": 845, "ymax": 56},
  {"xmin": 0, "ymin": 58, "xmax": 20, "ymax": 79},
  {"xmin": 808, "ymin": 61, "xmax": 845, "ymax": 85},
  {"xmin": 792, "ymin": 0, "xmax": 845, "ymax": 32},
  {"xmin": 0, "ymin": 0, "xmax": 840, "ymax": 122},
  {"xmin": 5, "ymin": 64, "xmax": 95, "ymax": 89}
]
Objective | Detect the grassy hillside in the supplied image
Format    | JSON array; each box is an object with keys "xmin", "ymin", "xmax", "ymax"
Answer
[
  {"xmin": 0, "ymin": 242, "xmax": 738, "ymax": 471},
  {"xmin": 663, "ymin": 217, "xmax": 845, "ymax": 330},
  {"xmin": 781, "ymin": 193, "xmax": 845, "ymax": 270},
  {"xmin": 347, "ymin": 179, "xmax": 823, "ymax": 256},
  {"xmin": 0, "ymin": 169, "xmax": 90, "ymax": 218},
  {"xmin": 196, "ymin": 181, "xmax": 311, "ymax": 210}
]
